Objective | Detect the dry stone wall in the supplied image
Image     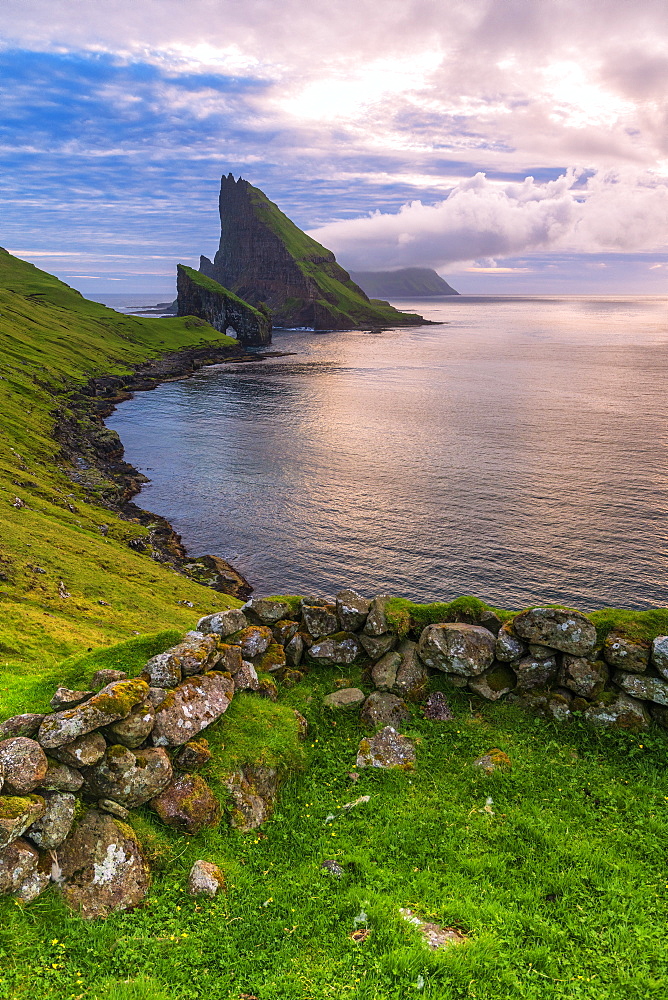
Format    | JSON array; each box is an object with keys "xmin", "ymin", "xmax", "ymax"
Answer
[{"xmin": 2, "ymin": 590, "xmax": 667, "ymax": 918}]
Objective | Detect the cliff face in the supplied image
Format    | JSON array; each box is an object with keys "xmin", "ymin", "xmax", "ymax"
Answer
[
  {"xmin": 176, "ymin": 265, "xmax": 271, "ymax": 346},
  {"xmin": 349, "ymin": 268, "xmax": 459, "ymax": 298},
  {"xmin": 200, "ymin": 174, "xmax": 427, "ymax": 330}
]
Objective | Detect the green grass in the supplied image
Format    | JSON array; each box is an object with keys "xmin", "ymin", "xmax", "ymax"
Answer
[
  {"xmin": 177, "ymin": 266, "xmax": 267, "ymax": 319},
  {"xmin": 1, "ymin": 656, "xmax": 668, "ymax": 1000},
  {"xmin": 0, "ymin": 248, "xmax": 241, "ymax": 717}
]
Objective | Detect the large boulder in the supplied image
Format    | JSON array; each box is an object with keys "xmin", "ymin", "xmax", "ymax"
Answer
[
  {"xmin": 308, "ymin": 633, "xmax": 361, "ymax": 666},
  {"xmin": 197, "ymin": 608, "xmax": 248, "ymax": 637},
  {"xmin": 82, "ymin": 746, "xmax": 173, "ymax": 807},
  {"xmin": 150, "ymin": 774, "xmax": 221, "ymax": 835},
  {"xmin": 356, "ymin": 727, "xmax": 416, "ymax": 769},
  {"xmin": 558, "ymin": 656, "xmax": 608, "ymax": 699},
  {"xmin": 603, "ymin": 635, "xmax": 649, "ymax": 673},
  {"xmin": 0, "ymin": 838, "xmax": 40, "ymax": 894},
  {"xmin": 57, "ymin": 809, "xmax": 150, "ymax": 919},
  {"xmin": 103, "ymin": 699, "xmax": 155, "ymax": 748},
  {"xmin": 511, "ymin": 608, "xmax": 596, "ymax": 656},
  {"xmin": 37, "ymin": 678, "xmax": 149, "ymax": 749},
  {"xmin": 613, "ymin": 672, "xmax": 668, "ymax": 706},
  {"xmin": 336, "ymin": 590, "xmax": 370, "ymax": 631},
  {"xmin": 222, "ymin": 766, "xmax": 280, "ymax": 831},
  {"xmin": 0, "ymin": 795, "xmax": 45, "ymax": 848},
  {"xmin": 417, "ymin": 623, "xmax": 495, "ymax": 676},
  {"xmin": 0, "ymin": 737, "xmax": 48, "ymax": 794},
  {"xmin": 151, "ymin": 671, "xmax": 234, "ymax": 746},
  {"xmin": 25, "ymin": 791, "xmax": 76, "ymax": 850},
  {"xmin": 360, "ymin": 692, "xmax": 410, "ymax": 731}
]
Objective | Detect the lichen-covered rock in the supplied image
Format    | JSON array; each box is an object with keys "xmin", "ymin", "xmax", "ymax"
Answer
[
  {"xmin": 57, "ymin": 809, "xmax": 150, "ymax": 919},
  {"xmin": 0, "ymin": 837, "xmax": 39, "ymax": 893},
  {"xmin": 336, "ymin": 589, "xmax": 370, "ymax": 631},
  {"xmin": 13, "ymin": 855, "xmax": 51, "ymax": 902},
  {"xmin": 197, "ymin": 608, "xmax": 248, "ymax": 637},
  {"xmin": 323, "ymin": 688, "xmax": 366, "ymax": 709},
  {"xmin": 143, "ymin": 651, "xmax": 182, "ymax": 688},
  {"xmin": 293, "ymin": 710, "xmax": 308, "ymax": 740},
  {"xmin": 273, "ymin": 619, "xmax": 299, "ymax": 646},
  {"xmin": 222, "ymin": 766, "xmax": 280, "ymax": 831},
  {"xmin": 301, "ymin": 602, "xmax": 338, "ymax": 638},
  {"xmin": 372, "ymin": 651, "xmax": 402, "ymax": 690},
  {"xmin": 228, "ymin": 625, "xmax": 273, "ymax": 660},
  {"xmin": 257, "ymin": 677, "xmax": 278, "ymax": 701},
  {"xmin": 584, "ymin": 691, "xmax": 649, "ymax": 731},
  {"xmin": 392, "ymin": 640, "xmax": 428, "ymax": 701},
  {"xmin": 244, "ymin": 597, "xmax": 293, "ymax": 624},
  {"xmin": 188, "ymin": 859, "xmax": 226, "ymax": 897},
  {"xmin": 613, "ymin": 672, "xmax": 668, "ymax": 706},
  {"xmin": 217, "ymin": 643, "xmax": 243, "ymax": 675},
  {"xmin": 603, "ymin": 635, "xmax": 649, "ymax": 673},
  {"xmin": 360, "ymin": 631, "xmax": 397, "ymax": 661},
  {"xmin": 172, "ymin": 635, "xmax": 223, "ymax": 677},
  {"xmin": 473, "ymin": 749, "xmax": 511, "ymax": 773},
  {"xmin": 468, "ymin": 664, "xmax": 516, "ymax": 701},
  {"xmin": 90, "ymin": 669, "xmax": 126, "ymax": 690},
  {"xmin": 363, "ymin": 596, "xmax": 391, "ymax": 637},
  {"xmin": 546, "ymin": 689, "xmax": 573, "ymax": 722},
  {"xmin": 98, "ymin": 799, "xmax": 130, "ymax": 821},
  {"xmin": 173, "ymin": 738, "xmax": 212, "ymax": 772},
  {"xmin": 37, "ymin": 678, "xmax": 149, "ymax": 749},
  {"xmin": 511, "ymin": 608, "xmax": 596, "ymax": 656},
  {"xmin": 39, "ymin": 759, "xmax": 83, "ymax": 792},
  {"xmin": 0, "ymin": 795, "xmax": 45, "ymax": 848},
  {"xmin": 527, "ymin": 643, "xmax": 557, "ymax": 661},
  {"xmin": 400, "ymin": 908, "xmax": 467, "ymax": 949},
  {"xmin": 255, "ymin": 642, "xmax": 286, "ymax": 673},
  {"xmin": 0, "ymin": 714, "xmax": 45, "ymax": 739},
  {"xmin": 0, "ymin": 738, "xmax": 48, "ymax": 794},
  {"xmin": 558, "ymin": 656, "xmax": 608, "ymax": 699},
  {"xmin": 26, "ymin": 792, "xmax": 76, "ymax": 850},
  {"xmin": 309, "ymin": 632, "xmax": 361, "ymax": 666},
  {"xmin": 494, "ymin": 624, "xmax": 526, "ymax": 663},
  {"xmin": 150, "ymin": 774, "xmax": 221, "ymax": 835},
  {"xmin": 360, "ymin": 692, "xmax": 410, "ymax": 731},
  {"xmin": 152, "ymin": 671, "xmax": 234, "ymax": 746},
  {"xmin": 231, "ymin": 660, "xmax": 260, "ymax": 692},
  {"xmin": 651, "ymin": 636, "xmax": 668, "ymax": 679},
  {"xmin": 103, "ymin": 698, "xmax": 155, "ymax": 749},
  {"xmin": 82, "ymin": 746, "xmax": 173, "ymax": 807},
  {"xmin": 284, "ymin": 632, "xmax": 304, "ymax": 667},
  {"xmin": 422, "ymin": 692, "xmax": 454, "ymax": 721},
  {"xmin": 50, "ymin": 687, "xmax": 93, "ymax": 710},
  {"xmin": 417, "ymin": 623, "xmax": 495, "ymax": 676},
  {"xmin": 514, "ymin": 656, "xmax": 558, "ymax": 692},
  {"xmin": 50, "ymin": 731, "xmax": 107, "ymax": 768},
  {"xmin": 356, "ymin": 727, "xmax": 416, "ymax": 769}
]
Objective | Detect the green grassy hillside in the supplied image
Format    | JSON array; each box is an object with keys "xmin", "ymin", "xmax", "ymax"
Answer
[{"xmin": 0, "ymin": 249, "xmax": 241, "ymax": 717}]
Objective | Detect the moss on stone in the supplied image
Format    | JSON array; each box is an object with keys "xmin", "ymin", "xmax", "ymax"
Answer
[{"xmin": 0, "ymin": 793, "xmax": 44, "ymax": 820}]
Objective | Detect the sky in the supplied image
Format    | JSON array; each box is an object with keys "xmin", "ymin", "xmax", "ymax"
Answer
[{"xmin": 3, "ymin": 0, "xmax": 668, "ymax": 293}]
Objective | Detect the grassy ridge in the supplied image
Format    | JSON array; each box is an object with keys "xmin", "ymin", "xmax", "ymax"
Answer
[{"xmin": 0, "ymin": 249, "xmax": 240, "ymax": 717}]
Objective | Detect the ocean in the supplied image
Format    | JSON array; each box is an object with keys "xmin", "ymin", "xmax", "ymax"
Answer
[{"xmin": 105, "ymin": 295, "xmax": 668, "ymax": 610}]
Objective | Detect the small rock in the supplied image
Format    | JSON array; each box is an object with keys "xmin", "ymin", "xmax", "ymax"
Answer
[
  {"xmin": 244, "ymin": 597, "xmax": 293, "ymax": 624},
  {"xmin": 168, "ymin": 635, "xmax": 222, "ymax": 677},
  {"xmin": 336, "ymin": 589, "xmax": 370, "ymax": 631},
  {"xmin": 527, "ymin": 644, "xmax": 557, "ymax": 661},
  {"xmin": 301, "ymin": 603, "xmax": 338, "ymax": 639},
  {"xmin": 417, "ymin": 623, "xmax": 495, "ymax": 676},
  {"xmin": 0, "ymin": 837, "xmax": 40, "ymax": 893},
  {"xmin": 323, "ymin": 688, "xmax": 366, "ymax": 709},
  {"xmin": 229, "ymin": 625, "xmax": 274, "ymax": 660},
  {"xmin": 473, "ymin": 749, "xmax": 511, "ymax": 773},
  {"xmin": 583, "ymin": 691, "xmax": 649, "ymax": 731},
  {"xmin": 422, "ymin": 692, "xmax": 454, "ymax": 721},
  {"xmin": 143, "ymin": 651, "xmax": 182, "ymax": 688},
  {"xmin": 173, "ymin": 738, "xmax": 212, "ymax": 772},
  {"xmin": 613, "ymin": 671, "xmax": 668, "ymax": 706},
  {"xmin": 50, "ymin": 731, "xmax": 107, "ymax": 767},
  {"xmin": 50, "ymin": 688, "xmax": 93, "ymax": 710},
  {"xmin": 284, "ymin": 632, "xmax": 304, "ymax": 667},
  {"xmin": 98, "ymin": 799, "xmax": 130, "ymax": 821},
  {"xmin": 0, "ymin": 738, "xmax": 48, "ymax": 794},
  {"xmin": 494, "ymin": 623, "xmax": 526, "ymax": 663},
  {"xmin": 151, "ymin": 671, "xmax": 234, "ymax": 746},
  {"xmin": 372, "ymin": 651, "xmax": 402, "ymax": 690},
  {"xmin": 14, "ymin": 858, "xmax": 51, "ymax": 902},
  {"xmin": 39, "ymin": 759, "xmax": 83, "ymax": 792},
  {"xmin": 546, "ymin": 690, "xmax": 573, "ymax": 722},
  {"xmin": 197, "ymin": 608, "xmax": 248, "ymax": 637},
  {"xmin": 37, "ymin": 678, "xmax": 149, "ymax": 749},
  {"xmin": 82, "ymin": 745, "xmax": 173, "ymax": 807},
  {"xmin": 360, "ymin": 692, "xmax": 410, "ymax": 731},
  {"xmin": 25, "ymin": 792, "xmax": 76, "ymax": 849},
  {"xmin": 321, "ymin": 859, "xmax": 344, "ymax": 878},
  {"xmin": 0, "ymin": 714, "xmax": 46, "ymax": 739},
  {"xmin": 217, "ymin": 643, "xmax": 243, "ymax": 674},
  {"xmin": 188, "ymin": 859, "xmax": 226, "ymax": 897},
  {"xmin": 468, "ymin": 663, "xmax": 516, "ymax": 701},
  {"xmin": 232, "ymin": 660, "xmax": 260, "ymax": 692},
  {"xmin": 512, "ymin": 608, "xmax": 596, "ymax": 657},
  {"xmin": 514, "ymin": 656, "xmax": 558, "ymax": 692},
  {"xmin": 362, "ymin": 596, "xmax": 391, "ymax": 637},
  {"xmin": 273, "ymin": 619, "xmax": 300, "ymax": 646},
  {"xmin": 255, "ymin": 642, "xmax": 287, "ymax": 673},
  {"xmin": 222, "ymin": 766, "xmax": 279, "ymax": 830},
  {"xmin": 309, "ymin": 632, "xmax": 361, "ymax": 666},
  {"xmin": 356, "ymin": 727, "xmax": 416, "ymax": 769},
  {"xmin": 257, "ymin": 677, "xmax": 278, "ymax": 701},
  {"xmin": 293, "ymin": 710, "xmax": 308, "ymax": 740},
  {"xmin": 393, "ymin": 640, "xmax": 428, "ymax": 701},
  {"xmin": 359, "ymin": 631, "xmax": 397, "ymax": 661},
  {"xmin": 103, "ymin": 698, "xmax": 155, "ymax": 748},
  {"xmin": 651, "ymin": 636, "xmax": 668, "ymax": 680},
  {"xmin": 150, "ymin": 774, "xmax": 221, "ymax": 835},
  {"xmin": 558, "ymin": 655, "xmax": 608, "ymax": 699},
  {"xmin": 0, "ymin": 794, "xmax": 46, "ymax": 848},
  {"xmin": 603, "ymin": 635, "xmax": 649, "ymax": 673},
  {"xmin": 90, "ymin": 669, "xmax": 127, "ymax": 690},
  {"xmin": 400, "ymin": 908, "xmax": 467, "ymax": 949}
]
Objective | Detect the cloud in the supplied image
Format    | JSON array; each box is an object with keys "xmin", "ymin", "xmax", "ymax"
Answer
[{"xmin": 309, "ymin": 169, "xmax": 668, "ymax": 270}]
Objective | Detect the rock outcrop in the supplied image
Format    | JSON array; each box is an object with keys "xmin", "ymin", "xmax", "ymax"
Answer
[
  {"xmin": 176, "ymin": 265, "xmax": 271, "ymax": 346},
  {"xmin": 199, "ymin": 174, "xmax": 428, "ymax": 330}
]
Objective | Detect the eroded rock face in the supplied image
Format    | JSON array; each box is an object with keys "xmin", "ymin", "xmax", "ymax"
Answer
[
  {"xmin": 0, "ymin": 795, "xmax": 45, "ymax": 848},
  {"xmin": 197, "ymin": 608, "xmax": 248, "ymax": 637},
  {"xmin": 177, "ymin": 263, "xmax": 271, "ymax": 346},
  {"xmin": 603, "ymin": 635, "xmax": 649, "ymax": 673},
  {"xmin": 150, "ymin": 774, "xmax": 221, "ymax": 835},
  {"xmin": 222, "ymin": 766, "xmax": 280, "ymax": 831},
  {"xmin": 336, "ymin": 590, "xmax": 370, "ymax": 631},
  {"xmin": 356, "ymin": 727, "xmax": 416, "ymax": 769},
  {"xmin": 50, "ymin": 732, "xmax": 107, "ymax": 767},
  {"xmin": 360, "ymin": 692, "xmax": 410, "ymax": 731},
  {"xmin": 188, "ymin": 859, "xmax": 225, "ymax": 897},
  {"xmin": 26, "ymin": 792, "xmax": 76, "ymax": 850},
  {"xmin": 0, "ymin": 738, "xmax": 48, "ymax": 794},
  {"xmin": 613, "ymin": 672, "xmax": 668, "ymax": 706},
  {"xmin": 417, "ymin": 623, "xmax": 495, "ymax": 676},
  {"xmin": 309, "ymin": 633, "xmax": 361, "ymax": 666},
  {"xmin": 0, "ymin": 837, "xmax": 39, "ymax": 893},
  {"xmin": 37, "ymin": 678, "xmax": 149, "ymax": 749},
  {"xmin": 57, "ymin": 809, "xmax": 150, "ymax": 919},
  {"xmin": 152, "ymin": 671, "xmax": 234, "ymax": 746},
  {"xmin": 82, "ymin": 746, "xmax": 173, "ymax": 807},
  {"xmin": 558, "ymin": 656, "xmax": 608, "ymax": 699},
  {"xmin": 511, "ymin": 608, "xmax": 596, "ymax": 656}
]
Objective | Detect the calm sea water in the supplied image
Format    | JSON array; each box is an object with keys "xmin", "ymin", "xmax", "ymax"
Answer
[{"xmin": 106, "ymin": 295, "xmax": 668, "ymax": 610}]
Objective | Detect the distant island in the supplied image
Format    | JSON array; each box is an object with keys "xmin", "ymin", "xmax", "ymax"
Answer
[
  {"xmin": 179, "ymin": 174, "xmax": 429, "ymax": 335},
  {"xmin": 349, "ymin": 267, "xmax": 459, "ymax": 298}
]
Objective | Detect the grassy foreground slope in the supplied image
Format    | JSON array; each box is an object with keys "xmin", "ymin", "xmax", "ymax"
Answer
[{"xmin": 0, "ymin": 248, "xmax": 240, "ymax": 717}]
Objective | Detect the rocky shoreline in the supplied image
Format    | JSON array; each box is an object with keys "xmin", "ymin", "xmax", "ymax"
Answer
[{"xmin": 52, "ymin": 338, "xmax": 280, "ymax": 601}]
